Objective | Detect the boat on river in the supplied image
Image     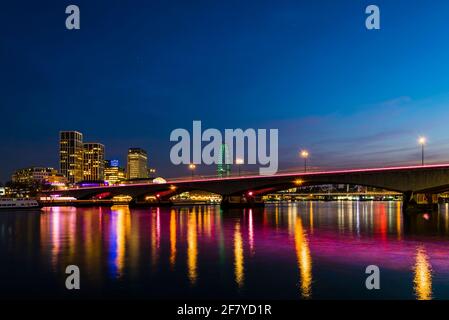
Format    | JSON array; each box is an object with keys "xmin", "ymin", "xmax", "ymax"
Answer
[{"xmin": 0, "ymin": 198, "xmax": 42, "ymax": 210}]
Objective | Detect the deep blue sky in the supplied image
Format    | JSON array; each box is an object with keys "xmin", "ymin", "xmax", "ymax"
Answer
[{"xmin": 2, "ymin": 0, "xmax": 449, "ymax": 182}]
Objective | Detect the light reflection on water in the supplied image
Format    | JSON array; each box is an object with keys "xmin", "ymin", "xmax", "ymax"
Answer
[
  {"xmin": 187, "ymin": 209, "xmax": 198, "ymax": 285},
  {"xmin": 294, "ymin": 216, "xmax": 312, "ymax": 299},
  {"xmin": 1, "ymin": 201, "xmax": 449, "ymax": 299},
  {"xmin": 413, "ymin": 246, "xmax": 432, "ymax": 300},
  {"xmin": 169, "ymin": 209, "xmax": 176, "ymax": 270},
  {"xmin": 234, "ymin": 222, "xmax": 244, "ymax": 288}
]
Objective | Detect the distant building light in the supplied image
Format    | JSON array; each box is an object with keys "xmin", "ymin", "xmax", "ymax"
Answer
[
  {"xmin": 77, "ymin": 181, "xmax": 107, "ymax": 187},
  {"xmin": 48, "ymin": 182, "xmax": 66, "ymax": 187},
  {"xmin": 110, "ymin": 160, "xmax": 119, "ymax": 167},
  {"xmin": 153, "ymin": 177, "xmax": 167, "ymax": 184}
]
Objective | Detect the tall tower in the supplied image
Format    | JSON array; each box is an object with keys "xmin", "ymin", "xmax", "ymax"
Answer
[
  {"xmin": 83, "ymin": 143, "xmax": 105, "ymax": 181},
  {"xmin": 59, "ymin": 131, "xmax": 84, "ymax": 184},
  {"xmin": 127, "ymin": 148, "xmax": 148, "ymax": 179},
  {"xmin": 217, "ymin": 143, "xmax": 231, "ymax": 177}
]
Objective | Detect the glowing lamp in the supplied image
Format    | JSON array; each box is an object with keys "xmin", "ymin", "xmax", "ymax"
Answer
[
  {"xmin": 301, "ymin": 150, "xmax": 309, "ymax": 158},
  {"xmin": 418, "ymin": 137, "xmax": 426, "ymax": 145}
]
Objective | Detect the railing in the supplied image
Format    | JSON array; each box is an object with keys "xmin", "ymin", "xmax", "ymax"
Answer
[
  {"xmin": 164, "ymin": 167, "xmax": 331, "ymax": 182},
  {"xmin": 163, "ymin": 162, "xmax": 449, "ymax": 183}
]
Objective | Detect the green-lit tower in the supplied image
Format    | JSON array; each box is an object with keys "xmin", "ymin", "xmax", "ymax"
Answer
[{"xmin": 217, "ymin": 143, "xmax": 231, "ymax": 177}]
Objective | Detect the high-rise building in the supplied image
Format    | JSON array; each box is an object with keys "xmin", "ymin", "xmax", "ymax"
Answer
[
  {"xmin": 127, "ymin": 148, "xmax": 148, "ymax": 179},
  {"xmin": 59, "ymin": 131, "xmax": 84, "ymax": 184},
  {"xmin": 83, "ymin": 143, "xmax": 105, "ymax": 181},
  {"xmin": 217, "ymin": 143, "xmax": 231, "ymax": 177},
  {"xmin": 104, "ymin": 159, "xmax": 126, "ymax": 185}
]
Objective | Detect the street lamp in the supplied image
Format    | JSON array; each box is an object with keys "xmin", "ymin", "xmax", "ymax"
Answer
[
  {"xmin": 236, "ymin": 158, "xmax": 244, "ymax": 176},
  {"xmin": 418, "ymin": 137, "xmax": 426, "ymax": 166},
  {"xmin": 189, "ymin": 163, "xmax": 196, "ymax": 179},
  {"xmin": 300, "ymin": 150, "xmax": 309, "ymax": 172}
]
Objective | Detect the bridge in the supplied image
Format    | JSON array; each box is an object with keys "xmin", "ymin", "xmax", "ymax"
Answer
[{"xmin": 42, "ymin": 163, "xmax": 449, "ymax": 212}]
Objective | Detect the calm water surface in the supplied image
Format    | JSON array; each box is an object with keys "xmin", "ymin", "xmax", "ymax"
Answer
[{"xmin": 1, "ymin": 201, "xmax": 449, "ymax": 300}]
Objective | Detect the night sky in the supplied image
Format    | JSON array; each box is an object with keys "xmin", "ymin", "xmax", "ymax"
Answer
[{"xmin": 2, "ymin": 0, "xmax": 449, "ymax": 182}]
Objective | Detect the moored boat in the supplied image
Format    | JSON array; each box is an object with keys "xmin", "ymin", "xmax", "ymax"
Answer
[{"xmin": 0, "ymin": 198, "xmax": 42, "ymax": 210}]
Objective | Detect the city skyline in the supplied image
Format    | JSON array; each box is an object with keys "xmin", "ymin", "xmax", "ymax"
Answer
[
  {"xmin": 7, "ymin": 130, "xmax": 154, "ymax": 185},
  {"xmin": 2, "ymin": 1, "xmax": 449, "ymax": 306},
  {"xmin": 4, "ymin": 1, "xmax": 449, "ymax": 182}
]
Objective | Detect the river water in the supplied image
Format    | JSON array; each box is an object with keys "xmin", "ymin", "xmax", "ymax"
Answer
[{"xmin": 0, "ymin": 201, "xmax": 448, "ymax": 300}]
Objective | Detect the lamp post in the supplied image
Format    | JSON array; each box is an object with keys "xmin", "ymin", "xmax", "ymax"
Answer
[
  {"xmin": 419, "ymin": 137, "xmax": 426, "ymax": 166},
  {"xmin": 236, "ymin": 158, "xmax": 244, "ymax": 176},
  {"xmin": 189, "ymin": 163, "xmax": 196, "ymax": 179},
  {"xmin": 300, "ymin": 150, "xmax": 309, "ymax": 172}
]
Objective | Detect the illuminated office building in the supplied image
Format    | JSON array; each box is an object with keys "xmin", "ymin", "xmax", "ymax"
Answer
[
  {"xmin": 12, "ymin": 167, "xmax": 58, "ymax": 185},
  {"xmin": 83, "ymin": 143, "xmax": 105, "ymax": 181},
  {"xmin": 59, "ymin": 131, "xmax": 84, "ymax": 183},
  {"xmin": 104, "ymin": 159, "xmax": 126, "ymax": 185},
  {"xmin": 127, "ymin": 148, "xmax": 148, "ymax": 179}
]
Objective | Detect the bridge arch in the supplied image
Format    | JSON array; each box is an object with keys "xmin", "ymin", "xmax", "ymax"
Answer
[
  {"xmin": 241, "ymin": 181, "xmax": 404, "ymax": 197},
  {"xmin": 223, "ymin": 178, "xmax": 408, "ymax": 198}
]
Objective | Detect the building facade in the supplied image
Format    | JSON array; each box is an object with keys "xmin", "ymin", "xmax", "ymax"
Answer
[
  {"xmin": 104, "ymin": 159, "xmax": 126, "ymax": 185},
  {"xmin": 127, "ymin": 148, "xmax": 148, "ymax": 179},
  {"xmin": 60, "ymin": 131, "xmax": 84, "ymax": 183},
  {"xmin": 83, "ymin": 143, "xmax": 105, "ymax": 181},
  {"xmin": 12, "ymin": 167, "xmax": 57, "ymax": 185},
  {"xmin": 45, "ymin": 174, "xmax": 69, "ymax": 186}
]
